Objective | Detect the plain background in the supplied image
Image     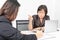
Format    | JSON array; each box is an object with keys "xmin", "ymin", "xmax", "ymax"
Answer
[{"xmin": 0, "ymin": 0, "xmax": 60, "ymax": 28}]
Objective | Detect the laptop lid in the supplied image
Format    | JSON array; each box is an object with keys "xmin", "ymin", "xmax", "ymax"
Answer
[{"xmin": 45, "ymin": 20, "xmax": 58, "ymax": 33}]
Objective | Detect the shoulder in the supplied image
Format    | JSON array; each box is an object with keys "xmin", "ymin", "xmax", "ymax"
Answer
[
  {"xmin": 0, "ymin": 22, "xmax": 12, "ymax": 28},
  {"xmin": 0, "ymin": 22, "xmax": 17, "ymax": 34},
  {"xmin": 32, "ymin": 15, "xmax": 38, "ymax": 19},
  {"xmin": 0, "ymin": 22, "xmax": 22, "ymax": 39},
  {"xmin": 45, "ymin": 15, "xmax": 50, "ymax": 20}
]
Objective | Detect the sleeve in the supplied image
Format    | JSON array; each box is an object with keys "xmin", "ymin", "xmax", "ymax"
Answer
[
  {"xmin": 32, "ymin": 15, "xmax": 35, "ymax": 27},
  {"xmin": 32, "ymin": 15, "xmax": 37, "ymax": 27},
  {"xmin": 32, "ymin": 19, "xmax": 34, "ymax": 28},
  {"xmin": 0, "ymin": 23, "xmax": 37, "ymax": 40},
  {"xmin": 16, "ymin": 30, "xmax": 37, "ymax": 40},
  {"xmin": 21, "ymin": 34, "xmax": 37, "ymax": 40},
  {"xmin": 45, "ymin": 15, "xmax": 50, "ymax": 20}
]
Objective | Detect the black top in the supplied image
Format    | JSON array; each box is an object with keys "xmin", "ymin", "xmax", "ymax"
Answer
[
  {"xmin": 32, "ymin": 15, "xmax": 50, "ymax": 29},
  {"xmin": 0, "ymin": 16, "xmax": 37, "ymax": 40}
]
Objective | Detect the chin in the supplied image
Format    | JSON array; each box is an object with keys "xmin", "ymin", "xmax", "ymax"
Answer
[{"xmin": 40, "ymin": 17, "xmax": 44, "ymax": 19}]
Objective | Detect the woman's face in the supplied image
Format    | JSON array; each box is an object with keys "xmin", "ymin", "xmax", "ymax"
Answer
[{"xmin": 37, "ymin": 9, "xmax": 45, "ymax": 19}]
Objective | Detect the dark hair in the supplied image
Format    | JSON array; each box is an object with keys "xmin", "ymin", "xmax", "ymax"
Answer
[
  {"xmin": 0, "ymin": 0, "xmax": 20, "ymax": 21},
  {"xmin": 37, "ymin": 5, "xmax": 48, "ymax": 15}
]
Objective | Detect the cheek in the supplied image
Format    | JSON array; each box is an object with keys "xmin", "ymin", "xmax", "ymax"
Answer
[{"xmin": 42, "ymin": 14, "xmax": 45, "ymax": 17}]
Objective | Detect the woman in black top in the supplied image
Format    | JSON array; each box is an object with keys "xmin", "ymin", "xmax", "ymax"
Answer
[
  {"xmin": 28, "ymin": 5, "xmax": 50, "ymax": 32},
  {"xmin": 0, "ymin": 0, "xmax": 43, "ymax": 40}
]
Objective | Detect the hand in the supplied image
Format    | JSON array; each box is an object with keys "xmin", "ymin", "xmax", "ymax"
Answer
[
  {"xmin": 35, "ymin": 30, "xmax": 43, "ymax": 39},
  {"xmin": 28, "ymin": 15, "xmax": 33, "ymax": 21}
]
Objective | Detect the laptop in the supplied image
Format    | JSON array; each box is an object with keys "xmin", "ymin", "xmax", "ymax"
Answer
[
  {"xmin": 16, "ymin": 20, "xmax": 35, "ymax": 34},
  {"xmin": 38, "ymin": 20, "xmax": 58, "ymax": 40},
  {"xmin": 16, "ymin": 20, "xmax": 29, "ymax": 31},
  {"xmin": 45, "ymin": 20, "xmax": 58, "ymax": 33}
]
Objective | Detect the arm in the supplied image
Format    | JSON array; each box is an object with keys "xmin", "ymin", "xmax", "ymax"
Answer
[
  {"xmin": 33, "ymin": 27, "xmax": 45, "ymax": 32},
  {"xmin": 21, "ymin": 30, "xmax": 43, "ymax": 40},
  {"xmin": 28, "ymin": 15, "xmax": 33, "ymax": 30},
  {"xmin": 0, "ymin": 23, "xmax": 37, "ymax": 40}
]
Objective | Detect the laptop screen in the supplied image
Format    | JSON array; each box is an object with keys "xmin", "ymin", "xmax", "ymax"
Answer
[{"xmin": 16, "ymin": 20, "xmax": 29, "ymax": 31}]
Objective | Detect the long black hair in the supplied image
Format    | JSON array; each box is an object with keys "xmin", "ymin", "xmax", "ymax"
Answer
[{"xmin": 37, "ymin": 5, "xmax": 48, "ymax": 16}]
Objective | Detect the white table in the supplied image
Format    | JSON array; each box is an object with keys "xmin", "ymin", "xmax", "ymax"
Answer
[{"xmin": 21, "ymin": 30, "xmax": 60, "ymax": 40}]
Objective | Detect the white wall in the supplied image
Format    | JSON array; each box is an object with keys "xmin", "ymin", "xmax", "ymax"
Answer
[
  {"xmin": 14, "ymin": 0, "xmax": 56, "ymax": 28},
  {"xmin": 0, "ymin": 0, "xmax": 57, "ymax": 28},
  {"xmin": 0, "ymin": 0, "xmax": 6, "ymax": 8},
  {"xmin": 55, "ymin": 0, "xmax": 60, "ymax": 28},
  {"xmin": 17, "ymin": 0, "xmax": 56, "ymax": 20}
]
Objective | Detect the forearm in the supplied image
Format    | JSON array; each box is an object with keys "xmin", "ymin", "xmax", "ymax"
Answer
[
  {"xmin": 28, "ymin": 20, "xmax": 33, "ymax": 30},
  {"xmin": 33, "ymin": 27, "xmax": 45, "ymax": 32}
]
